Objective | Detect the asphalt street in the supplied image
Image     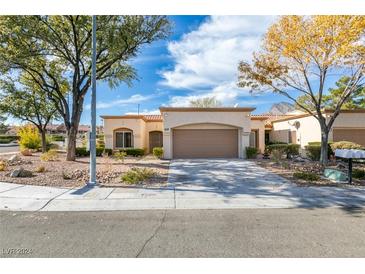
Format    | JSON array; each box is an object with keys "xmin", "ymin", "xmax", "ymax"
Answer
[
  {"xmin": 0, "ymin": 145, "xmax": 19, "ymax": 154},
  {"xmin": 1, "ymin": 207, "xmax": 365, "ymax": 258}
]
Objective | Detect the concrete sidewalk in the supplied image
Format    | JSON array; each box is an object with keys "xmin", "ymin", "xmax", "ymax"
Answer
[{"xmin": 1, "ymin": 181, "xmax": 365, "ymax": 211}]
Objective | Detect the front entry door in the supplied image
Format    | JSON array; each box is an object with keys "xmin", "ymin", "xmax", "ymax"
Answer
[{"xmin": 149, "ymin": 131, "xmax": 163, "ymax": 152}]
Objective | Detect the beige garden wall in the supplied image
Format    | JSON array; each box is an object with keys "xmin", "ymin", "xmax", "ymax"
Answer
[{"xmin": 271, "ymin": 115, "xmax": 321, "ymax": 148}]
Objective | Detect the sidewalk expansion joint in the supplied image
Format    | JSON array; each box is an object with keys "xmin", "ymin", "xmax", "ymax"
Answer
[{"xmin": 37, "ymin": 187, "xmax": 76, "ymax": 212}]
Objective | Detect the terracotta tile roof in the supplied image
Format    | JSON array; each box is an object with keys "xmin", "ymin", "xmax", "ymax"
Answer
[{"xmin": 143, "ymin": 115, "xmax": 163, "ymax": 121}]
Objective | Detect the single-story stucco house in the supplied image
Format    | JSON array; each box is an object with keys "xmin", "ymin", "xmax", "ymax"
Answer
[{"xmin": 101, "ymin": 107, "xmax": 365, "ymax": 159}]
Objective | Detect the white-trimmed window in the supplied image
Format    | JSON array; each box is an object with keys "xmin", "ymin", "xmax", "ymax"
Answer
[{"xmin": 115, "ymin": 131, "xmax": 133, "ymax": 148}]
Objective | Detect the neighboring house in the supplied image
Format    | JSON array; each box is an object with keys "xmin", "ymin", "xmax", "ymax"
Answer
[
  {"xmin": 101, "ymin": 107, "xmax": 365, "ymax": 159},
  {"xmin": 45, "ymin": 124, "xmax": 91, "ymax": 136}
]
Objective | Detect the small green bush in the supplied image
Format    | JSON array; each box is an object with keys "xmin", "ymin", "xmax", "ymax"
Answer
[
  {"xmin": 293, "ymin": 172, "xmax": 320, "ymax": 181},
  {"xmin": 121, "ymin": 167, "xmax": 156, "ymax": 184},
  {"xmin": 305, "ymin": 145, "xmax": 321, "ymax": 161},
  {"xmin": 0, "ymin": 135, "xmax": 18, "ymax": 144},
  {"xmin": 75, "ymin": 147, "xmax": 89, "ymax": 157},
  {"xmin": 153, "ymin": 147, "xmax": 163, "ymax": 158},
  {"xmin": 103, "ymin": 148, "xmax": 113, "ymax": 156},
  {"xmin": 352, "ymin": 168, "xmax": 365, "ymax": 179},
  {"xmin": 119, "ymin": 148, "xmax": 145, "ymax": 157},
  {"xmin": 18, "ymin": 125, "xmax": 41, "ymax": 150},
  {"xmin": 246, "ymin": 147, "xmax": 258, "ymax": 159},
  {"xmin": 331, "ymin": 141, "xmax": 364, "ymax": 150},
  {"xmin": 114, "ymin": 151, "xmax": 127, "ymax": 163},
  {"xmin": 50, "ymin": 135, "xmax": 65, "ymax": 142},
  {"xmin": 96, "ymin": 147, "xmax": 104, "ymax": 156},
  {"xmin": 266, "ymin": 144, "xmax": 300, "ymax": 159}
]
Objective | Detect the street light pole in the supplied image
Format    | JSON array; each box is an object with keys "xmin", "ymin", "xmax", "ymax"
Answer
[{"xmin": 88, "ymin": 15, "xmax": 97, "ymax": 186}]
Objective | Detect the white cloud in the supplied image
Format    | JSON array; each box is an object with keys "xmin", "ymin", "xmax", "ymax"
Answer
[
  {"xmin": 160, "ymin": 16, "xmax": 275, "ymax": 106},
  {"xmin": 86, "ymin": 94, "xmax": 154, "ymax": 110}
]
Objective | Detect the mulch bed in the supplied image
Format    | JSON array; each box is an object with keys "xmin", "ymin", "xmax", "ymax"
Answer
[
  {"xmin": 255, "ymin": 159, "xmax": 365, "ymax": 188},
  {"xmin": 0, "ymin": 153, "xmax": 170, "ymax": 188}
]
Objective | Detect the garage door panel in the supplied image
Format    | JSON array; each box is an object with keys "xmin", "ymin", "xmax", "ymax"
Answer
[
  {"xmin": 173, "ymin": 129, "xmax": 238, "ymax": 158},
  {"xmin": 333, "ymin": 128, "xmax": 365, "ymax": 146}
]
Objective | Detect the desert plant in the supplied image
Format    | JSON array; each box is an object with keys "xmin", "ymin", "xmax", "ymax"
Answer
[
  {"xmin": 35, "ymin": 165, "xmax": 46, "ymax": 173},
  {"xmin": 266, "ymin": 144, "xmax": 300, "ymax": 159},
  {"xmin": 40, "ymin": 149, "xmax": 58, "ymax": 161},
  {"xmin": 121, "ymin": 167, "xmax": 156, "ymax": 184},
  {"xmin": 103, "ymin": 148, "xmax": 113, "ymax": 156},
  {"xmin": 246, "ymin": 147, "xmax": 258, "ymax": 159},
  {"xmin": 293, "ymin": 172, "xmax": 320, "ymax": 181},
  {"xmin": 152, "ymin": 147, "xmax": 163, "ymax": 158},
  {"xmin": 20, "ymin": 148, "xmax": 32, "ymax": 156},
  {"xmin": 331, "ymin": 141, "xmax": 364, "ymax": 151},
  {"xmin": 352, "ymin": 168, "xmax": 365, "ymax": 179},
  {"xmin": 62, "ymin": 170, "xmax": 72, "ymax": 180},
  {"xmin": 271, "ymin": 149, "xmax": 285, "ymax": 163},
  {"xmin": 17, "ymin": 125, "xmax": 41, "ymax": 150},
  {"xmin": 114, "ymin": 151, "xmax": 127, "ymax": 163},
  {"xmin": 0, "ymin": 161, "xmax": 7, "ymax": 171}
]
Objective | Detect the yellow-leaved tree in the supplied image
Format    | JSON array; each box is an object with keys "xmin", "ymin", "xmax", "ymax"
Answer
[{"xmin": 238, "ymin": 16, "xmax": 365, "ymax": 164}]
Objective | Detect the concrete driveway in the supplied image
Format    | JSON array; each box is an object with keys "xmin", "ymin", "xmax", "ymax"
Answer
[{"xmin": 169, "ymin": 159, "xmax": 365, "ymax": 209}]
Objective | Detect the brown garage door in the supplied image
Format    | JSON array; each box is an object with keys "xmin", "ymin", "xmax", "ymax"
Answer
[
  {"xmin": 333, "ymin": 128, "xmax": 365, "ymax": 146},
  {"xmin": 173, "ymin": 129, "xmax": 238, "ymax": 158}
]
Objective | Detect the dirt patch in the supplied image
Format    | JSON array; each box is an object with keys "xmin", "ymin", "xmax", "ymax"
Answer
[
  {"xmin": 0, "ymin": 153, "xmax": 169, "ymax": 188},
  {"xmin": 255, "ymin": 159, "xmax": 365, "ymax": 188}
]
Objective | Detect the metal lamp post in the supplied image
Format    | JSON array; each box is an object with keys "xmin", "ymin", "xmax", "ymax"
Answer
[{"xmin": 88, "ymin": 15, "xmax": 97, "ymax": 187}]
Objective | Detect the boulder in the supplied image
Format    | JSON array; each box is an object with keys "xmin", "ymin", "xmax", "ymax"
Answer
[
  {"xmin": 10, "ymin": 167, "xmax": 33, "ymax": 178},
  {"xmin": 8, "ymin": 154, "xmax": 21, "ymax": 163}
]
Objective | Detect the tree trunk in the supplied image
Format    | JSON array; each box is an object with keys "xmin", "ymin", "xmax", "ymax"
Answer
[
  {"xmin": 66, "ymin": 126, "xmax": 78, "ymax": 161},
  {"xmin": 320, "ymin": 130, "xmax": 329, "ymax": 166},
  {"xmin": 40, "ymin": 129, "xmax": 47, "ymax": 153}
]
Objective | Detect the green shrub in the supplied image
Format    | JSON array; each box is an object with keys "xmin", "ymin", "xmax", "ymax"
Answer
[
  {"xmin": 331, "ymin": 141, "xmax": 364, "ymax": 150},
  {"xmin": 50, "ymin": 135, "xmax": 65, "ymax": 142},
  {"xmin": 246, "ymin": 146, "xmax": 258, "ymax": 159},
  {"xmin": 75, "ymin": 147, "xmax": 107, "ymax": 157},
  {"xmin": 96, "ymin": 147, "xmax": 104, "ymax": 156},
  {"xmin": 75, "ymin": 147, "xmax": 89, "ymax": 157},
  {"xmin": 305, "ymin": 145, "xmax": 321, "ymax": 161},
  {"xmin": 268, "ymin": 141, "xmax": 287, "ymax": 145},
  {"xmin": 0, "ymin": 135, "xmax": 18, "ymax": 144},
  {"xmin": 305, "ymin": 141, "xmax": 334, "ymax": 161},
  {"xmin": 114, "ymin": 151, "xmax": 127, "ymax": 163},
  {"xmin": 18, "ymin": 125, "xmax": 41, "ymax": 150},
  {"xmin": 119, "ymin": 148, "xmax": 145, "ymax": 157},
  {"xmin": 121, "ymin": 167, "xmax": 156, "ymax": 184},
  {"xmin": 352, "ymin": 168, "xmax": 365, "ymax": 179},
  {"xmin": 293, "ymin": 172, "xmax": 320, "ymax": 181},
  {"xmin": 266, "ymin": 144, "xmax": 300, "ymax": 159},
  {"xmin": 153, "ymin": 147, "xmax": 163, "ymax": 158},
  {"xmin": 103, "ymin": 148, "xmax": 113, "ymax": 156}
]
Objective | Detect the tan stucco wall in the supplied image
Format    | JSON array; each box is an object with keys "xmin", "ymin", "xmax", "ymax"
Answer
[
  {"xmin": 272, "ymin": 115, "xmax": 322, "ymax": 148},
  {"xmin": 327, "ymin": 112, "xmax": 365, "ymax": 141},
  {"xmin": 103, "ymin": 118, "xmax": 146, "ymax": 150},
  {"xmin": 250, "ymin": 120, "xmax": 266, "ymax": 153},
  {"xmin": 161, "ymin": 111, "xmax": 252, "ymax": 159}
]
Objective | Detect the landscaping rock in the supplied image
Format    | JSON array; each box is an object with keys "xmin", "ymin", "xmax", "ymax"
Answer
[
  {"xmin": 10, "ymin": 167, "xmax": 33, "ymax": 178},
  {"xmin": 8, "ymin": 155, "xmax": 21, "ymax": 163}
]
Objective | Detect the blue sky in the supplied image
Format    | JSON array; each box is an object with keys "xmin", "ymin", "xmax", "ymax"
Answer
[{"xmin": 81, "ymin": 15, "xmax": 297, "ymax": 125}]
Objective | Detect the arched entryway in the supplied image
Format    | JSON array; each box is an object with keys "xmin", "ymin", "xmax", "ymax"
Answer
[{"xmin": 149, "ymin": 131, "xmax": 163, "ymax": 152}]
